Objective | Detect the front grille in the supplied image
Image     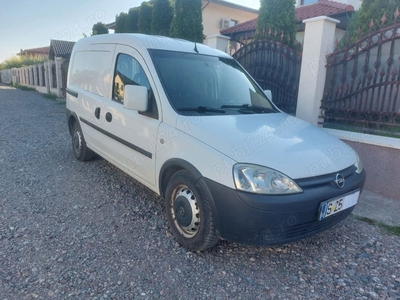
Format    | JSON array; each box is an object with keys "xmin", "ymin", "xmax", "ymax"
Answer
[
  {"xmin": 256, "ymin": 207, "xmax": 353, "ymax": 246},
  {"xmin": 297, "ymin": 165, "xmax": 357, "ymax": 189}
]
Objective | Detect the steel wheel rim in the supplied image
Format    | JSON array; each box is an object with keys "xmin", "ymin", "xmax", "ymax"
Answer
[
  {"xmin": 73, "ymin": 130, "xmax": 82, "ymax": 155},
  {"xmin": 170, "ymin": 184, "xmax": 200, "ymax": 238}
]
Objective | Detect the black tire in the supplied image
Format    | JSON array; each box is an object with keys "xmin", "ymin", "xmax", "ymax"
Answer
[
  {"xmin": 165, "ymin": 170, "xmax": 219, "ymax": 251},
  {"xmin": 71, "ymin": 122, "xmax": 95, "ymax": 161}
]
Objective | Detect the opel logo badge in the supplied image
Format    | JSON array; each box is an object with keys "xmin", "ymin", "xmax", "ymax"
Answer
[{"xmin": 335, "ymin": 174, "xmax": 345, "ymax": 188}]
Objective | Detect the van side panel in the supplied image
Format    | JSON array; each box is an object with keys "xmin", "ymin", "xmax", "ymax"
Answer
[
  {"xmin": 69, "ymin": 48, "xmax": 116, "ymax": 98},
  {"xmin": 67, "ymin": 45, "xmax": 116, "ymax": 157}
]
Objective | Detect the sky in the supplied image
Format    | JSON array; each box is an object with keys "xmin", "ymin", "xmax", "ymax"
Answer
[{"xmin": 0, "ymin": 0, "xmax": 260, "ymax": 63}]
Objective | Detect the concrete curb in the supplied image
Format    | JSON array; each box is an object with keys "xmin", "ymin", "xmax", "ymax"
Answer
[{"xmin": 352, "ymin": 190, "xmax": 400, "ymax": 227}]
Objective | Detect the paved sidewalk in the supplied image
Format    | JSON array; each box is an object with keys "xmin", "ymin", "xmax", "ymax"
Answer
[{"xmin": 353, "ymin": 190, "xmax": 400, "ymax": 227}]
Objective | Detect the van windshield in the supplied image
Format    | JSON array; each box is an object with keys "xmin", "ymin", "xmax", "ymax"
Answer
[{"xmin": 149, "ymin": 49, "xmax": 278, "ymax": 115}]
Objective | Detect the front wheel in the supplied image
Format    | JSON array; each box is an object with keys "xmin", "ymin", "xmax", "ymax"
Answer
[
  {"xmin": 165, "ymin": 170, "xmax": 219, "ymax": 251},
  {"xmin": 71, "ymin": 122, "xmax": 95, "ymax": 161}
]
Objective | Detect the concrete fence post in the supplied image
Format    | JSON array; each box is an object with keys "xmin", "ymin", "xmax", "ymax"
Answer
[
  {"xmin": 44, "ymin": 61, "xmax": 50, "ymax": 94},
  {"xmin": 54, "ymin": 57, "xmax": 64, "ymax": 98},
  {"xmin": 296, "ymin": 16, "xmax": 339, "ymax": 126}
]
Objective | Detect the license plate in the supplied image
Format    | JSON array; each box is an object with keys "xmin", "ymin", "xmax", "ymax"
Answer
[{"xmin": 319, "ymin": 190, "xmax": 360, "ymax": 221}]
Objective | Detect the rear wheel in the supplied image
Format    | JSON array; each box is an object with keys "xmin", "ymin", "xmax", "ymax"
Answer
[
  {"xmin": 165, "ymin": 170, "xmax": 219, "ymax": 251},
  {"xmin": 71, "ymin": 122, "xmax": 95, "ymax": 161}
]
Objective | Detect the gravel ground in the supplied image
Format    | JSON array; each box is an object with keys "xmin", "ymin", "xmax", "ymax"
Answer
[{"xmin": 0, "ymin": 84, "xmax": 399, "ymax": 300}]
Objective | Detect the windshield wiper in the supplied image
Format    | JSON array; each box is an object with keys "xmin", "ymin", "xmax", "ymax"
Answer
[
  {"xmin": 177, "ymin": 106, "xmax": 226, "ymax": 114},
  {"xmin": 221, "ymin": 104, "xmax": 275, "ymax": 113}
]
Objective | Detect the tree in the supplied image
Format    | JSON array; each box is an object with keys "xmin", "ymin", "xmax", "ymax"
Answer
[
  {"xmin": 354, "ymin": 0, "xmax": 399, "ymax": 37},
  {"xmin": 336, "ymin": 11, "xmax": 358, "ymax": 50},
  {"xmin": 115, "ymin": 12, "xmax": 128, "ymax": 33},
  {"xmin": 138, "ymin": 1, "xmax": 153, "ymax": 34},
  {"xmin": 91, "ymin": 22, "xmax": 109, "ymax": 35},
  {"xmin": 151, "ymin": 0, "xmax": 174, "ymax": 36},
  {"xmin": 125, "ymin": 7, "xmax": 140, "ymax": 33},
  {"xmin": 255, "ymin": 0, "xmax": 297, "ymax": 48},
  {"xmin": 170, "ymin": 0, "xmax": 203, "ymax": 42}
]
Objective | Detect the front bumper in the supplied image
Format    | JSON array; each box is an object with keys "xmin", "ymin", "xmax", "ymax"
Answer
[{"xmin": 204, "ymin": 167, "xmax": 366, "ymax": 246}]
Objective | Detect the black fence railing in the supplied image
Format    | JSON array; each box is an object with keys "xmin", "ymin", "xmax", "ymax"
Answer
[
  {"xmin": 233, "ymin": 39, "xmax": 302, "ymax": 115},
  {"xmin": 320, "ymin": 23, "xmax": 400, "ymax": 137}
]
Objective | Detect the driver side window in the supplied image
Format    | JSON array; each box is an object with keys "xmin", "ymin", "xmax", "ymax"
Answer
[{"xmin": 113, "ymin": 53, "xmax": 150, "ymax": 103}]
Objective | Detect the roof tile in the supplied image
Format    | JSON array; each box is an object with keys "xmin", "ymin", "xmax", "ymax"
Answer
[
  {"xmin": 49, "ymin": 40, "xmax": 76, "ymax": 59},
  {"xmin": 221, "ymin": 0, "xmax": 354, "ymax": 35}
]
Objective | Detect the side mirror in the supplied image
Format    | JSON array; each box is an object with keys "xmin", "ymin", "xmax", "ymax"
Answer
[
  {"xmin": 124, "ymin": 85, "xmax": 148, "ymax": 112},
  {"xmin": 264, "ymin": 90, "xmax": 272, "ymax": 101}
]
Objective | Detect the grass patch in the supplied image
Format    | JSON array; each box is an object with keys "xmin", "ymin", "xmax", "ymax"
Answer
[
  {"xmin": 42, "ymin": 93, "xmax": 57, "ymax": 100},
  {"xmin": 379, "ymin": 223, "xmax": 400, "ymax": 236},
  {"xmin": 355, "ymin": 216, "xmax": 400, "ymax": 236},
  {"xmin": 12, "ymin": 84, "xmax": 36, "ymax": 91}
]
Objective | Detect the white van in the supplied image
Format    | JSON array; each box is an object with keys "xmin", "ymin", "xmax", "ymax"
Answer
[{"xmin": 66, "ymin": 34, "xmax": 365, "ymax": 251}]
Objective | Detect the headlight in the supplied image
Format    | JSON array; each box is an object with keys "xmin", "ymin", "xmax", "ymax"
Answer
[
  {"xmin": 233, "ymin": 164, "xmax": 303, "ymax": 194},
  {"xmin": 354, "ymin": 152, "xmax": 363, "ymax": 174}
]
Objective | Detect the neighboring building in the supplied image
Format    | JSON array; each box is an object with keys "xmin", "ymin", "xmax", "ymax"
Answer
[
  {"xmin": 295, "ymin": 0, "xmax": 362, "ymax": 10},
  {"xmin": 106, "ymin": 0, "xmax": 258, "ymax": 40},
  {"xmin": 221, "ymin": 0, "xmax": 355, "ymax": 46},
  {"xmin": 201, "ymin": 0, "xmax": 258, "ymax": 38},
  {"xmin": 17, "ymin": 40, "xmax": 75, "ymax": 60},
  {"xmin": 18, "ymin": 46, "xmax": 50, "ymax": 58}
]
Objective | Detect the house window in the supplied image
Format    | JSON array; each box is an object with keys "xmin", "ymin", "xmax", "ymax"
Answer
[
  {"xmin": 229, "ymin": 20, "xmax": 238, "ymax": 27},
  {"xmin": 301, "ymin": 0, "xmax": 317, "ymax": 5}
]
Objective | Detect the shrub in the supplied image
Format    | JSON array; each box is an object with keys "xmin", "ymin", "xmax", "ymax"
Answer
[
  {"xmin": 151, "ymin": 0, "xmax": 173, "ymax": 36},
  {"xmin": 0, "ymin": 55, "xmax": 47, "ymax": 71},
  {"xmin": 138, "ymin": 1, "xmax": 153, "ymax": 34},
  {"xmin": 336, "ymin": 0, "xmax": 399, "ymax": 50},
  {"xmin": 115, "ymin": 12, "xmax": 128, "ymax": 33},
  {"xmin": 126, "ymin": 8, "xmax": 140, "ymax": 33},
  {"xmin": 169, "ymin": 0, "xmax": 203, "ymax": 43},
  {"xmin": 92, "ymin": 22, "xmax": 109, "ymax": 35},
  {"xmin": 255, "ymin": 0, "xmax": 297, "ymax": 49},
  {"xmin": 354, "ymin": 0, "xmax": 399, "ymax": 37}
]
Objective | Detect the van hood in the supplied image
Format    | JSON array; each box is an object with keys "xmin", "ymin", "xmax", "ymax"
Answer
[{"xmin": 175, "ymin": 113, "xmax": 356, "ymax": 179}]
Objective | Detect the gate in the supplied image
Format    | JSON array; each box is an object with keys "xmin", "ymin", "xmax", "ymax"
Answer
[
  {"xmin": 233, "ymin": 39, "xmax": 302, "ymax": 115},
  {"xmin": 321, "ymin": 23, "xmax": 400, "ymax": 137}
]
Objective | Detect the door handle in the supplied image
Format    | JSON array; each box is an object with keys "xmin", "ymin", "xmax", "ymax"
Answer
[
  {"xmin": 105, "ymin": 112, "xmax": 112, "ymax": 122},
  {"xmin": 95, "ymin": 107, "xmax": 100, "ymax": 119}
]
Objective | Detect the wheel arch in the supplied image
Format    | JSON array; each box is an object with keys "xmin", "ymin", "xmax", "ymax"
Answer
[
  {"xmin": 159, "ymin": 159, "xmax": 221, "ymax": 235},
  {"xmin": 159, "ymin": 159, "xmax": 202, "ymax": 199},
  {"xmin": 66, "ymin": 109, "xmax": 79, "ymax": 135}
]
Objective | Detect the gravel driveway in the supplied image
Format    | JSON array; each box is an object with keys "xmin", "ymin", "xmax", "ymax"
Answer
[{"xmin": 0, "ymin": 84, "xmax": 399, "ymax": 299}]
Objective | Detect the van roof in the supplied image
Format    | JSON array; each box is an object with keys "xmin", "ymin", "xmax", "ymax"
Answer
[{"xmin": 73, "ymin": 33, "xmax": 230, "ymax": 58}]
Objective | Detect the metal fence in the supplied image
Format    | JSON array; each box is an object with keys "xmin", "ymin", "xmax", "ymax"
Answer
[
  {"xmin": 233, "ymin": 39, "xmax": 302, "ymax": 115},
  {"xmin": 321, "ymin": 23, "xmax": 400, "ymax": 136}
]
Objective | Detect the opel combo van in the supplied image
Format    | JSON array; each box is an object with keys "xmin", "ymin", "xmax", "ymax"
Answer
[{"xmin": 66, "ymin": 34, "xmax": 366, "ymax": 251}]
